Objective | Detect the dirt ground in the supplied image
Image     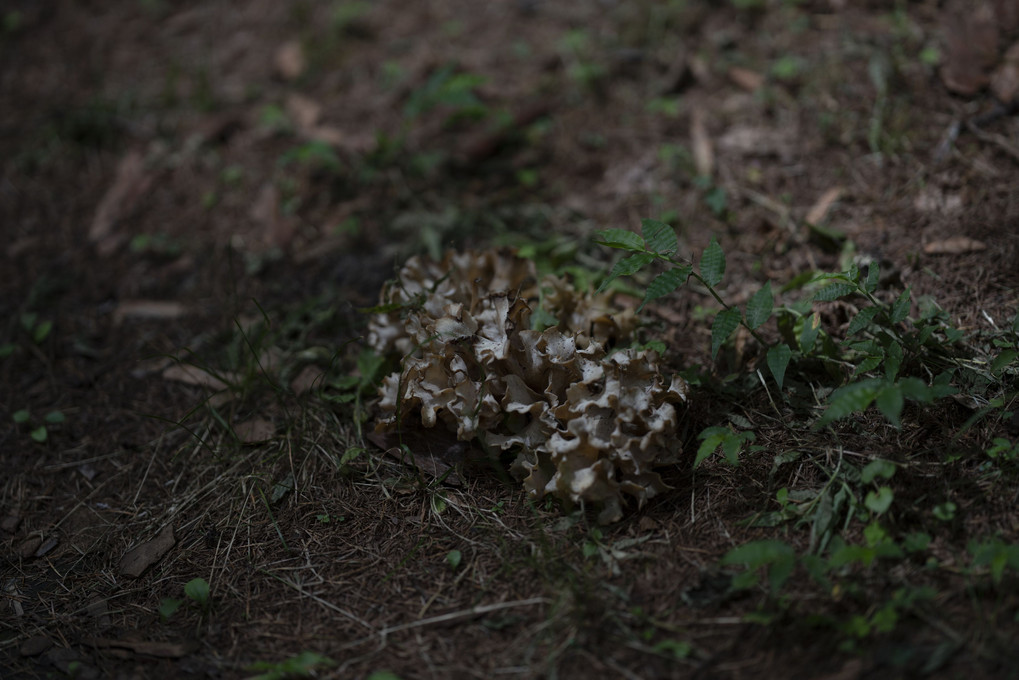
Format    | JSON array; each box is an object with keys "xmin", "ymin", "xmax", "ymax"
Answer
[{"xmin": 3, "ymin": 1, "xmax": 1019, "ymax": 678}]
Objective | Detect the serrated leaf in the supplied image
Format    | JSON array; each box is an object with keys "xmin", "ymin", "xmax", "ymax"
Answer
[
  {"xmin": 898, "ymin": 376, "xmax": 933, "ymax": 401},
  {"xmin": 641, "ymin": 219, "xmax": 678, "ymax": 254},
  {"xmin": 875, "ymin": 384, "xmax": 904, "ymax": 427},
  {"xmin": 884, "ymin": 341, "xmax": 902, "ymax": 380},
  {"xmin": 710, "ymin": 307, "xmax": 742, "ymax": 360},
  {"xmin": 813, "ymin": 282, "xmax": 856, "ymax": 301},
  {"xmin": 890, "ymin": 288, "xmax": 911, "ymax": 324},
  {"xmin": 847, "ymin": 306, "xmax": 880, "ymax": 336},
  {"xmin": 851, "ymin": 354, "xmax": 883, "ymax": 378},
  {"xmin": 699, "ymin": 237, "xmax": 726, "ymax": 287},
  {"xmin": 865, "ymin": 487, "xmax": 894, "ymax": 514},
  {"xmin": 745, "ymin": 282, "xmax": 773, "ymax": 330},
  {"xmin": 767, "ymin": 343, "xmax": 792, "ymax": 389},
  {"xmin": 638, "ymin": 266, "xmax": 692, "ymax": 311},
  {"xmin": 864, "ymin": 263, "xmax": 880, "ymax": 294},
  {"xmin": 816, "ymin": 378, "xmax": 883, "ymax": 428},
  {"xmin": 800, "ymin": 313, "xmax": 820, "ymax": 353},
  {"xmin": 596, "ymin": 252, "xmax": 655, "ymax": 293},
  {"xmin": 594, "ymin": 228, "xmax": 645, "ymax": 251},
  {"xmin": 694, "ymin": 426, "xmax": 729, "ymax": 467}
]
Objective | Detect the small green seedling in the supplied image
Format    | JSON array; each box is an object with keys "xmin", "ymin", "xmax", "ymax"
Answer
[
  {"xmin": 246, "ymin": 651, "xmax": 335, "ymax": 680},
  {"xmin": 12, "ymin": 409, "xmax": 64, "ymax": 443},
  {"xmin": 159, "ymin": 577, "xmax": 212, "ymax": 623}
]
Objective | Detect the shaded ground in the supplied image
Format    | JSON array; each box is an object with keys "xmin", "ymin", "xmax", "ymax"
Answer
[{"xmin": 2, "ymin": 1, "xmax": 1019, "ymax": 678}]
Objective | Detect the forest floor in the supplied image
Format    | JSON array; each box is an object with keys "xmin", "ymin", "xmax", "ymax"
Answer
[{"xmin": 2, "ymin": 1, "xmax": 1019, "ymax": 678}]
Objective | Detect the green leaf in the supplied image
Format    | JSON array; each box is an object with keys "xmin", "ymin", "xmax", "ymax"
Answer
[
  {"xmin": 694, "ymin": 426, "xmax": 728, "ymax": 467},
  {"xmin": 875, "ymin": 383, "xmax": 904, "ymax": 427},
  {"xmin": 846, "ymin": 306, "xmax": 880, "ymax": 336},
  {"xmin": 816, "ymin": 378, "xmax": 883, "ymax": 428},
  {"xmin": 184, "ymin": 578, "xmax": 210, "ymax": 606},
  {"xmin": 890, "ymin": 288, "xmax": 911, "ymax": 324},
  {"xmin": 884, "ymin": 341, "xmax": 903, "ymax": 381},
  {"xmin": 813, "ymin": 282, "xmax": 855, "ymax": 301},
  {"xmin": 596, "ymin": 252, "xmax": 655, "ymax": 293},
  {"xmin": 766, "ymin": 343, "xmax": 792, "ymax": 389},
  {"xmin": 367, "ymin": 672, "xmax": 404, "ymax": 680},
  {"xmin": 32, "ymin": 320, "xmax": 52, "ymax": 343},
  {"xmin": 800, "ymin": 313, "xmax": 821, "ymax": 353},
  {"xmin": 13, "ymin": 409, "xmax": 30, "ymax": 424},
  {"xmin": 638, "ymin": 266, "xmax": 692, "ymax": 311},
  {"xmin": 0, "ymin": 343, "xmax": 15, "ymax": 358},
  {"xmin": 699, "ymin": 237, "xmax": 726, "ymax": 287},
  {"xmin": 710, "ymin": 307, "xmax": 742, "ymax": 360},
  {"xmin": 642, "ymin": 219, "xmax": 678, "ymax": 255},
  {"xmin": 445, "ymin": 549, "xmax": 462, "ymax": 570},
  {"xmin": 991, "ymin": 349, "xmax": 1018, "ymax": 375},
  {"xmin": 720, "ymin": 540, "xmax": 796, "ymax": 594},
  {"xmin": 594, "ymin": 228, "xmax": 645, "ymax": 251},
  {"xmin": 30, "ymin": 426, "xmax": 47, "ymax": 443},
  {"xmin": 44, "ymin": 411, "xmax": 65, "ymax": 424},
  {"xmin": 745, "ymin": 282, "xmax": 773, "ymax": 330},
  {"xmin": 865, "ymin": 487, "xmax": 894, "ymax": 514},
  {"xmin": 861, "ymin": 459, "xmax": 896, "ymax": 483},
  {"xmin": 158, "ymin": 598, "xmax": 183, "ymax": 622},
  {"xmin": 864, "ymin": 263, "xmax": 880, "ymax": 294},
  {"xmin": 653, "ymin": 640, "xmax": 693, "ymax": 659}
]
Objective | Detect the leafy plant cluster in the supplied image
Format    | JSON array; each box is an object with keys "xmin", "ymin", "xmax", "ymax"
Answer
[
  {"xmin": 594, "ymin": 218, "xmax": 1019, "ymax": 644},
  {"xmin": 595, "ymin": 219, "xmax": 1018, "ymax": 433}
]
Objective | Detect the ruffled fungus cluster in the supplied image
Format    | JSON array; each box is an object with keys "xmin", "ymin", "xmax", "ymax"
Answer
[{"xmin": 368, "ymin": 249, "xmax": 688, "ymax": 523}]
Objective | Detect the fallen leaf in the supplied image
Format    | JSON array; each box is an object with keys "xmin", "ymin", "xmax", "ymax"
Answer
[
  {"xmin": 89, "ymin": 150, "xmax": 152, "ymax": 256},
  {"xmin": 728, "ymin": 66, "xmax": 763, "ymax": 92},
  {"xmin": 285, "ymin": 93, "xmax": 322, "ymax": 131},
  {"xmin": 991, "ymin": 41, "xmax": 1019, "ymax": 103},
  {"xmin": 368, "ymin": 431, "xmax": 465, "ymax": 486},
  {"xmin": 34, "ymin": 537, "xmax": 59, "ymax": 557},
  {"xmin": 924, "ymin": 237, "xmax": 987, "ymax": 254},
  {"xmin": 19, "ymin": 636, "xmax": 53, "ymax": 657},
  {"xmin": 1, "ymin": 513, "xmax": 21, "ymax": 533},
  {"xmin": 274, "ymin": 40, "xmax": 305, "ymax": 80},
  {"xmin": 939, "ymin": 1, "xmax": 999, "ymax": 96},
  {"xmin": 162, "ymin": 364, "xmax": 233, "ymax": 391},
  {"xmin": 291, "ymin": 365, "xmax": 325, "ymax": 395},
  {"xmin": 83, "ymin": 637, "xmax": 193, "ymax": 659},
  {"xmin": 18, "ymin": 536, "xmax": 41, "ymax": 559},
  {"xmin": 233, "ymin": 418, "xmax": 275, "ymax": 444},
  {"xmin": 113, "ymin": 301, "xmax": 188, "ymax": 325},
  {"xmin": 690, "ymin": 107, "xmax": 713, "ymax": 177},
  {"xmin": 805, "ymin": 187, "xmax": 843, "ymax": 226},
  {"xmin": 119, "ymin": 524, "xmax": 175, "ymax": 578}
]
